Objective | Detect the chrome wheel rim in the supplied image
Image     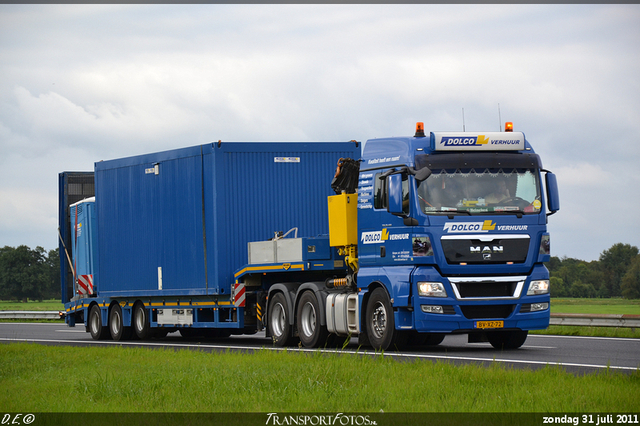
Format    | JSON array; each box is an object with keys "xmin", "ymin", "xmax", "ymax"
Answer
[
  {"xmin": 300, "ymin": 302, "xmax": 316, "ymax": 338},
  {"xmin": 270, "ymin": 302, "xmax": 286, "ymax": 337},
  {"xmin": 371, "ymin": 301, "xmax": 387, "ymax": 339},
  {"xmin": 110, "ymin": 310, "xmax": 120, "ymax": 335},
  {"xmin": 135, "ymin": 306, "xmax": 145, "ymax": 332}
]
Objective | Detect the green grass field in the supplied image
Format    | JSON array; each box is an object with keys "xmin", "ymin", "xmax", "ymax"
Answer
[
  {"xmin": 550, "ymin": 298, "xmax": 640, "ymax": 315},
  {"xmin": 1, "ymin": 343, "xmax": 638, "ymax": 413},
  {"xmin": 0, "ymin": 299, "xmax": 64, "ymax": 311}
]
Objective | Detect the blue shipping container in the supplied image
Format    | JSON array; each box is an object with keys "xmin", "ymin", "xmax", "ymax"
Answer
[{"xmin": 94, "ymin": 142, "xmax": 360, "ymax": 298}]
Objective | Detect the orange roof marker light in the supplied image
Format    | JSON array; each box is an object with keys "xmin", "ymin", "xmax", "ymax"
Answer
[
  {"xmin": 415, "ymin": 122, "xmax": 425, "ymax": 137},
  {"xmin": 504, "ymin": 122, "xmax": 514, "ymax": 132}
]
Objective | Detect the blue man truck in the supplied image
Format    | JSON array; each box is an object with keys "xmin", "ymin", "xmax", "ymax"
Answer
[{"xmin": 60, "ymin": 122, "xmax": 559, "ymax": 350}]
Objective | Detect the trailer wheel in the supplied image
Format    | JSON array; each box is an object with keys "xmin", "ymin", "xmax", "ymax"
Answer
[
  {"xmin": 297, "ymin": 291, "xmax": 329, "ymax": 348},
  {"xmin": 89, "ymin": 305, "xmax": 109, "ymax": 340},
  {"xmin": 133, "ymin": 302, "xmax": 151, "ymax": 340},
  {"xmin": 109, "ymin": 304, "xmax": 133, "ymax": 341},
  {"xmin": 268, "ymin": 292, "xmax": 295, "ymax": 347},
  {"xmin": 487, "ymin": 330, "xmax": 528, "ymax": 350},
  {"xmin": 366, "ymin": 287, "xmax": 406, "ymax": 351}
]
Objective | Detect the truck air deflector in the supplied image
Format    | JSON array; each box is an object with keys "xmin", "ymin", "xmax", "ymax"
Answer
[{"xmin": 415, "ymin": 152, "xmax": 542, "ymax": 171}]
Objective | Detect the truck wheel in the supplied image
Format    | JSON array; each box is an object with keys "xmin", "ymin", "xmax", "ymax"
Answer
[
  {"xmin": 268, "ymin": 292, "xmax": 295, "ymax": 347},
  {"xmin": 366, "ymin": 287, "xmax": 406, "ymax": 351},
  {"xmin": 133, "ymin": 302, "xmax": 151, "ymax": 340},
  {"xmin": 487, "ymin": 330, "xmax": 528, "ymax": 349},
  {"xmin": 88, "ymin": 305, "xmax": 109, "ymax": 340},
  {"xmin": 297, "ymin": 291, "xmax": 329, "ymax": 348},
  {"xmin": 109, "ymin": 304, "xmax": 133, "ymax": 341}
]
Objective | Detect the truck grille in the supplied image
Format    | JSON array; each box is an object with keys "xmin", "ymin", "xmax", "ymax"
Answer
[
  {"xmin": 449, "ymin": 276, "xmax": 526, "ymax": 300},
  {"xmin": 460, "ymin": 304, "xmax": 514, "ymax": 319},
  {"xmin": 456, "ymin": 281, "xmax": 516, "ymax": 298}
]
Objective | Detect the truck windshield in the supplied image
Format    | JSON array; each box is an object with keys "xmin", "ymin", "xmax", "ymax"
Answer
[{"xmin": 416, "ymin": 168, "xmax": 541, "ymax": 215}]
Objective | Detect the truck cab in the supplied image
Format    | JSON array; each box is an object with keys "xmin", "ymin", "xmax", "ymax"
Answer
[{"xmin": 354, "ymin": 122, "xmax": 559, "ymax": 349}]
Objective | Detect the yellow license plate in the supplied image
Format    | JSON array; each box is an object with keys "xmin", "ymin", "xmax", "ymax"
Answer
[{"xmin": 475, "ymin": 320, "xmax": 504, "ymax": 329}]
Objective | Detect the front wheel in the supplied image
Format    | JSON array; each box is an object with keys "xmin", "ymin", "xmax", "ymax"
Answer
[
  {"xmin": 268, "ymin": 292, "xmax": 296, "ymax": 347},
  {"xmin": 366, "ymin": 287, "xmax": 406, "ymax": 351},
  {"xmin": 487, "ymin": 330, "xmax": 528, "ymax": 349},
  {"xmin": 296, "ymin": 291, "xmax": 329, "ymax": 348}
]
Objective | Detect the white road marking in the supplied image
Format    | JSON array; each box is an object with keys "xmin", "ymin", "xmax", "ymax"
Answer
[{"xmin": 529, "ymin": 334, "xmax": 640, "ymax": 343}]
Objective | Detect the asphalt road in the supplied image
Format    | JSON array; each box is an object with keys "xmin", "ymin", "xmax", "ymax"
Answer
[{"xmin": 1, "ymin": 322, "xmax": 638, "ymax": 374}]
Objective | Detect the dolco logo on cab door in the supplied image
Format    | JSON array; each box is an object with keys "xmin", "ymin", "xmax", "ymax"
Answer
[
  {"xmin": 361, "ymin": 229, "xmax": 388, "ymax": 244},
  {"xmin": 361, "ymin": 229, "xmax": 410, "ymax": 244}
]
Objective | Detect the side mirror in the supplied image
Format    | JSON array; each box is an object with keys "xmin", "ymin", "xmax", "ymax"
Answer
[
  {"xmin": 387, "ymin": 174, "xmax": 404, "ymax": 215},
  {"xmin": 545, "ymin": 172, "xmax": 560, "ymax": 214}
]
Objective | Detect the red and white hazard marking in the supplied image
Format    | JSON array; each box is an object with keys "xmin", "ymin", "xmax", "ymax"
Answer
[
  {"xmin": 77, "ymin": 274, "xmax": 93, "ymax": 295},
  {"xmin": 234, "ymin": 283, "xmax": 246, "ymax": 307}
]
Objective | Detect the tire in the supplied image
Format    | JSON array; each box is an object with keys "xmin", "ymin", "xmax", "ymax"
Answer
[
  {"xmin": 88, "ymin": 305, "xmax": 109, "ymax": 340},
  {"xmin": 109, "ymin": 304, "xmax": 133, "ymax": 341},
  {"xmin": 487, "ymin": 330, "xmax": 528, "ymax": 350},
  {"xmin": 296, "ymin": 291, "xmax": 329, "ymax": 348},
  {"xmin": 133, "ymin": 302, "xmax": 151, "ymax": 340},
  {"xmin": 268, "ymin": 292, "xmax": 295, "ymax": 347},
  {"xmin": 366, "ymin": 287, "xmax": 406, "ymax": 351}
]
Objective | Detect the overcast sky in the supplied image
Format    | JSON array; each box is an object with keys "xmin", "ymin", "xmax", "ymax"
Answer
[{"xmin": 1, "ymin": 4, "xmax": 639, "ymax": 262}]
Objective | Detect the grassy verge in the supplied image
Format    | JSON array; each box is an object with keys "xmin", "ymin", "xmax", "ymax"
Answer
[
  {"xmin": 1, "ymin": 343, "xmax": 638, "ymax": 413},
  {"xmin": 531, "ymin": 325, "xmax": 640, "ymax": 338},
  {"xmin": 551, "ymin": 298, "xmax": 640, "ymax": 315},
  {"xmin": 0, "ymin": 299, "xmax": 64, "ymax": 311}
]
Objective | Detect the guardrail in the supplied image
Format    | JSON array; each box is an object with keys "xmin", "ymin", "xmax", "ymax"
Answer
[
  {"xmin": 1, "ymin": 311, "xmax": 639, "ymax": 327},
  {"xmin": 550, "ymin": 313, "xmax": 640, "ymax": 328},
  {"xmin": 0, "ymin": 311, "xmax": 63, "ymax": 320}
]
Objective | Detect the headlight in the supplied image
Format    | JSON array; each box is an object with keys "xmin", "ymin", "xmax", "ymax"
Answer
[
  {"xmin": 418, "ymin": 282, "xmax": 447, "ymax": 297},
  {"xmin": 527, "ymin": 280, "xmax": 550, "ymax": 295}
]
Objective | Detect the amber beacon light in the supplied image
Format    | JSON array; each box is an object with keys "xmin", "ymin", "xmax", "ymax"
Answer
[
  {"xmin": 504, "ymin": 122, "xmax": 514, "ymax": 132},
  {"xmin": 415, "ymin": 122, "xmax": 425, "ymax": 137}
]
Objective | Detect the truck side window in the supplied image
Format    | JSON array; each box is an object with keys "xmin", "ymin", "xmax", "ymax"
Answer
[
  {"xmin": 373, "ymin": 172, "xmax": 410, "ymax": 214},
  {"xmin": 373, "ymin": 173, "xmax": 386, "ymax": 209},
  {"xmin": 402, "ymin": 176, "xmax": 410, "ymax": 215}
]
